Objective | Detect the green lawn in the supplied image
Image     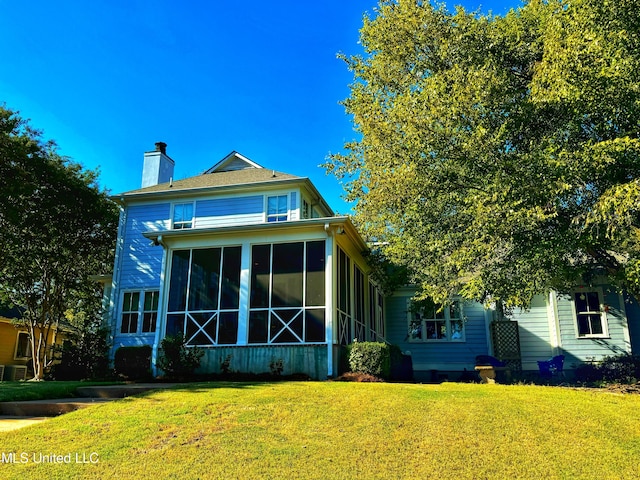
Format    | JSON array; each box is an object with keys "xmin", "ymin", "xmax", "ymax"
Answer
[{"xmin": 1, "ymin": 382, "xmax": 639, "ymax": 479}]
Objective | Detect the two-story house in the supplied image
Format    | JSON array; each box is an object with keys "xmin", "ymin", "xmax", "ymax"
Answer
[
  {"xmin": 108, "ymin": 143, "xmax": 640, "ymax": 381},
  {"xmin": 108, "ymin": 144, "xmax": 385, "ymax": 379}
]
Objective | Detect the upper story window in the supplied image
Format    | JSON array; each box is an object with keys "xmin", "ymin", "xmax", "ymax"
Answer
[
  {"xmin": 173, "ymin": 202, "xmax": 194, "ymax": 229},
  {"xmin": 302, "ymin": 199, "xmax": 310, "ymax": 219},
  {"xmin": 267, "ymin": 195, "xmax": 288, "ymax": 222},
  {"xmin": 408, "ymin": 300, "xmax": 465, "ymax": 342},
  {"xmin": 573, "ymin": 289, "xmax": 609, "ymax": 338}
]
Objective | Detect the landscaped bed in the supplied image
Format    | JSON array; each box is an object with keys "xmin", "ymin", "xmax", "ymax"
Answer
[{"xmin": 1, "ymin": 381, "xmax": 639, "ymax": 479}]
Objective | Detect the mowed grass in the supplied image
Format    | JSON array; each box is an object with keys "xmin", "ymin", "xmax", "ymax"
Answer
[{"xmin": 1, "ymin": 382, "xmax": 640, "ymax": 479}]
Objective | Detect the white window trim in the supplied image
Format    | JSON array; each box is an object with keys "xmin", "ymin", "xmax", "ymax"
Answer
[
  {"xmin": 119, "ymin": 289, "xmax": 160, "ymax": 335},
  {"xmin": 407, "ymin": 298, "xmax": 466, "ymax": 343},
  {"xmin": 248, "ymin": 240, "xmax": 327, "ymax": 345},
  {"xmin": 14, "ymin": 331, "xmax": 32, "ymax": 360},
  {"xmin": 172, "ymin": 202, "xmax": 195, "ymax": 229},
  {"xmin": 572, "ymin": 287, "xmax": 610, "ymax": 339},
  {"xmin": 265, "ymin": 193, "xmax": 290, "ymax": 223},
  {"xmin": 165, "ymin": 246, "xmax": 242, "ymax": 347}
]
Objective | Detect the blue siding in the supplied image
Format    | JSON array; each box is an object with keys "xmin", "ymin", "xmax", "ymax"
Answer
[
  {"xmin": 556, "ymin": 289, "xmax": 632, "ymax": 366},
  {"xmin": 195, "ymin": 195, "xmax": 264, "ymax": 227},
  {"xmin": 119, "ymin": 203, "xmax": 169, "ymax": 289},
  {"xmin": 386, "ymin": 292, "xmax": 490, "ymax": 375},
  {"xmin": 511, "ymin": 295, "xmax": 554, "ymax": 369}
]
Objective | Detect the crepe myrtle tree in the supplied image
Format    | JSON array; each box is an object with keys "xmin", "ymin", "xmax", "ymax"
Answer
[
  {"xmin": 0, "ymin": 106, "xmax": 119, "ymax": 380},
  {"xmin": 327, "ymin": 0, "xmax": 640, "ymax": 309}
]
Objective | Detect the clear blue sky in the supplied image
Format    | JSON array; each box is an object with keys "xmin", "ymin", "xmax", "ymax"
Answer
[{"xmin": 0, "ymin": 0, "xmax": 519, "ymax": 214}]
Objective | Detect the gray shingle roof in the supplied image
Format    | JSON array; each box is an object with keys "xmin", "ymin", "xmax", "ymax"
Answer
[{"xmin": 122, "ymin": 168, "xmax": 302, "ymax": 196}]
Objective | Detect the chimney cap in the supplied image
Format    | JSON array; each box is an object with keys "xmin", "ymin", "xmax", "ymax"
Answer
[{"xmin": 155, "ymin": 142, "xmax": 167, "ymax": 155}]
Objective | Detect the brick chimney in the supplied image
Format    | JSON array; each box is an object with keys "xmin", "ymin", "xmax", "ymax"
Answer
[{"xmin": 142, "ymin": 142, "xmax": 175, "ymax": 187}]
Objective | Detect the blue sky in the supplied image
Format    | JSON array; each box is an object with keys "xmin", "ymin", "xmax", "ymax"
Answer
[{"xmin": 0, "ymin": 0, "xmax": 519, "ymax": 214}]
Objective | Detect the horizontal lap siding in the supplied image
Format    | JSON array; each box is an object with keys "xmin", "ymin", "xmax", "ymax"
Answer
[
  {"xmin": 119, "ymin": 203, "xmax": 169, "ymax": 289},
  {"xmin": 196, "ymin": 195, "xmax": 264, "ymax": 227},
  {"xmin": 386, "ymin": 294, "xmax": 490, "ymax": 372},
  {"xmin": 511, "ymin": 295, "xmax": 554, "ymax": 369},
  {"xmin": 557, "ymin": 290, "xmax": 631, "ymax": 365}
]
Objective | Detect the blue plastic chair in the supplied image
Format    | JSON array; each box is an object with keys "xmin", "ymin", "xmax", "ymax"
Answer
[{"xmin": 537, "ymin": 355, "xmax": 565, "ymax": 378}]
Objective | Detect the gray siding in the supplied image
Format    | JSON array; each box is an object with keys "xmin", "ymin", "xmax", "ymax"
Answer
[
  {"xmin": 386, "ymin": 293, "xmax": 490, "ymax": 374},
  {"xmin": 196, "ymin": 344, "xmax": 328, "ymax": 380},
  {"xmin": 119, "ymin": 203, "xmax": 169, "ymax": 289},
  {"xmin": 195, "ymin": 195, "xmax": 263, "ymax": 227},
  {"xmin": 557, "ymin": 290, "xmax": 632, "ymax": 367},
  {"xmin": 511, "ymin": 295, "xmax": 554, "ymax": 369}
]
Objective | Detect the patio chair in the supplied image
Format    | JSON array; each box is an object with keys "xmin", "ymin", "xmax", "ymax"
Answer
[{"xmin": 537, "ymin": 355, "xmax": 565, "ymax": 378}]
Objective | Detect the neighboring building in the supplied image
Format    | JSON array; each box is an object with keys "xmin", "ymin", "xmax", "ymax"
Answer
[
  {"xmin": 107, "ymin": 144, "xmax": 640, "ymax": 380},
  {"xmin": 107, "ymin": 144, "xmax": 385, "ymax": 379},
  {"xmin": 387, "ymin": 285, "xmax": 640, "ymax": 380},
  {"xmin": 0, "ymin": 307, "xmax": 31, "ymax": 372},
  {"xmin": 0, "ymin": 307, "xmax": 68, "ymax": 381}
]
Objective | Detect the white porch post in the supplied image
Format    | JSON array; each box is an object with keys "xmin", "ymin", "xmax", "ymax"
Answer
[
  {"xmin": 325, "ymin": 231, "xmax": 334, "ymax": 378},
  {"xmin": 236, "ymin": 241, "xmax": 251, "ymax": 346}
]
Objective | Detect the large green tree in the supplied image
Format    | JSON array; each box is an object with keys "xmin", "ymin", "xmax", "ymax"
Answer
[
  {"xmin": 327, "ymin": 0, "xmax": 640, "ymax": 308},
  {"xmin": 0, "ymin": 106, "xmax": 118, "ymax": 379}
]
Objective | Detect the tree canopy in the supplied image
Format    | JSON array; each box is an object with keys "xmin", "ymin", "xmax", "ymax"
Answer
[
  {"xmin": 327, "ymin": 0, "xmax": 640, "ymax": 307},
  {"xmin": 0, "ymin": 106, "xmax": 118, "ymax": 379}
]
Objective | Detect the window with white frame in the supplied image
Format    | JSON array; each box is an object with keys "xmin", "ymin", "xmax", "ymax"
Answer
[
  {"xmin": 120, "ymin": 290, "xmax": 159, "ymax": 334},
  {"xmin": 14, "ymin": 331, "xmax": 31, "ymax": 359},
  {"xmin": 267, "ymin": 195, "xmax": 288, "ymax": 222},
  {"xmin": 173, "ymin": 202, "xmax": 194, "ymax": 229},
  {"xmin": 573, "ymin": 289, "xmax": 609, "ymax": 338},
  {"xmin": 408, "ymin": 300, "xmax": 464, "ymax": 342}
]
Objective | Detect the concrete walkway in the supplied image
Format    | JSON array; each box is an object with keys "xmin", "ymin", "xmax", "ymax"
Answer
[{"xmin": 0, "ymin": 383, "xmax": 177, "ymax": 432}]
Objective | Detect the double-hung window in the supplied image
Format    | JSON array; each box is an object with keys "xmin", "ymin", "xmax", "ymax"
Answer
[
  {"xmin": 573, "ymin": 289, "xmax": 609, "ymax": 338},
  {"xmin": 120, "ymin": 291, "xmax": 159, "ymax": 334},
  {"xmin": 267, "ymin": 195, "xmax": 288, "ymax": 222},
  {"xmin": 408, "ymin": 300, "xmax": 465, "ymax": 342},
  {"xmin": 173, "ymin": 202, "xmax": 194, "ymax": 229}
]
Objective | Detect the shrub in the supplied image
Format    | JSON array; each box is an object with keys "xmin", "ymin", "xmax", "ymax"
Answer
[
  {"xmin": 114, "ymin": 345, "xmax": 152, "ymax": 380},
  {"xmin": 347, "ymin": 341, "xmax": 402, "ymax": 380},
  {"xmin": 599, "ymin": 354, "xmax": 640, "ymax": 383},
  {"xmin": 52, "ymin": 326, "xmax": 112, "ymax": 380},
  {"xmin": 574, "ymin": 354, "xmax": 640, "ymax": 384},
  {"xmin": 158, "ymin": 334, "xmax": 203, "ymax": 379}
]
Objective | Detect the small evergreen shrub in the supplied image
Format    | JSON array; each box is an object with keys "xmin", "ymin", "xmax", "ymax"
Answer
[
  {"xmin": 158, "ymin": 334, "xmax": 203, "ymax": 379},
  {"xmin": 347, "ymin": 341, "xmax": 402, "ymax": 380},
  {"xmin": 575, "ymin": 354, "xmax": 640, "ymax": 384},
  {"xmin": 114, "ymin": 345, "xmax": 152, "ymax": 380}
]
